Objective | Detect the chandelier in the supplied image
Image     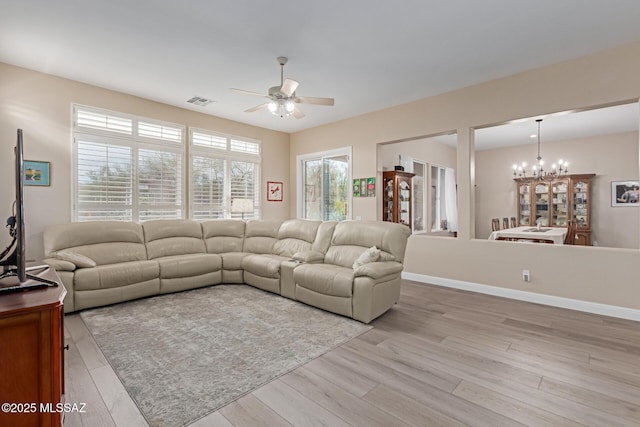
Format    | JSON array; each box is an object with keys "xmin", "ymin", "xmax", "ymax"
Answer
[
  {"xmin": 512, "ymin": 119, "xmax": 568, "ymax": 180},
  {"xmin": 268, "ymin": 98, "xmax": 295, "ymax": 117}
]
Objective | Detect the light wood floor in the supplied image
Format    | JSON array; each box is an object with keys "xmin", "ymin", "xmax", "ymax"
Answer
[{"xmin": 63, "ymin": 280, "xmax": 640, "ymax": 426}]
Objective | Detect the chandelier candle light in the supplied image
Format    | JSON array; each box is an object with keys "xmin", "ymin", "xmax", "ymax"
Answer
[{"xmin": 513, "ymin": 119, "xmax": 569, "ymax": 180}]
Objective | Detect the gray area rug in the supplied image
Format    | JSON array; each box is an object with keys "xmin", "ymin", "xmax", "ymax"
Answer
[{"xmin": 80, "ymin": 284, "xmax": 371, "ymax": 427}]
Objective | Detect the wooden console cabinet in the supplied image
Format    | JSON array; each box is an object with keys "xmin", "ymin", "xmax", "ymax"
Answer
[{"xmin": 0, "ymin": 268, "xmax": 66, "ymax": 427}]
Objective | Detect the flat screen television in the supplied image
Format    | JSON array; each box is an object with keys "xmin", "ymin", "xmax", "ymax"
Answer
[{"xmin": 0, "ymin": 129, "xmax": 57, "ymax": 292}]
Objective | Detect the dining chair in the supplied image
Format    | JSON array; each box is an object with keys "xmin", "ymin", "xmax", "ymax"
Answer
[
  {"xmin": 563, "ymin": 220, "xmax": 577, "ymax": 245},
  {"xmin": 502, "ymin": 217, "xmax": 509, "ymax": 230},
  {"xmin": 491, "ymin": 218, "xmax": 500, "ymax": 231},
  {"xmin": 510, "ymin": 217, "xmax": 517, "ymax": 228}
]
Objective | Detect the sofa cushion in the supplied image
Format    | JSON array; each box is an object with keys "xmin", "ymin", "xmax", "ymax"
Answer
[
  {"xmin": 74, "ymin": 260, "xmax": 159, "ymax": 291},
  {"xmin": 277, "ymin": 219, "xmax": 320, "ymax": 242},
  {"xmin": 155, "ymin": 253, "xmax": 222, "ymax": 279},
  {"xmin": 242, "ymin": 254, "xmax": 289, "ymax": 279},
  {"xmin": 243, "ymin": 220, "xmax": 281, "ymax": 253},
  {"xmin": 144, "ymin": 220, "xmax": 206, "ymax": 259},
  {"xmin": 311, "ymin": 221, "xmax": 338, "ymax": 254},
  {"xmin": 325, "ymin": 220, "xmax": 411, "ymax": 268},
  {"xmin": 293, "ymin": 263, "xmax": 354, "ymax": 298},
  {"xmin": 202, "ymin": 220, "xmax": 245, "ymax": 253}
]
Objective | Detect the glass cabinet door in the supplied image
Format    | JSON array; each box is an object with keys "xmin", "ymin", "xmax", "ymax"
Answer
[
  {"xmin": 383, "ymin": 177, "xmax": 394, "ymax": 222},
  {"xmin": 517, "ymin": 183, "xmax": 531, "ymax": 226},
  {"xmin": 533, "ymin": 182, "xmax": 550, "ymax": 226},
  {"xmin": 399, "ymin": 179, "xmax": 411, "ymax": 226},
  {"xmin": 551, "ymin": 180, "xmax": 569, "ymax": 227},
  {"xmin": 573, "ymin": 180, "xmax": 589, "ymax": 228}
]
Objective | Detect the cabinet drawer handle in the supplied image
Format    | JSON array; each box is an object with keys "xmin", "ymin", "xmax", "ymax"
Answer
[{"xmin": 63, "ymin": 344, "xmax": 69, "ymax": 351}]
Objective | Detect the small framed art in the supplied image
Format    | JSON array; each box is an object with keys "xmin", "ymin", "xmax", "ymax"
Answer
[
  {"xmin": 611, "ymin": 180, "xmax": 639, "ymax": 207},
  {"xmin": 353, "ymin": 179, "xmax": 361, "ymax": 197},
  {"xmin": 267, "ymin": 181, "xmax": 283, "ymax": 201},
  {"xmin": 24, "ymin": 160, "xmax": 50, "ymax": 186}
]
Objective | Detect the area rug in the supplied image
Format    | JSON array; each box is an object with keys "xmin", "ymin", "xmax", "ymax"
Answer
[{"xmin": 80, "ymin": 284, "xmax": 371, "ymax": 427}]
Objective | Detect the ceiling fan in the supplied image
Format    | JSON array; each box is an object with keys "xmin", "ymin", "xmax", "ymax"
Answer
[{"xmin": 230, "ymin": 57, "xmax": 334, "ymax": 119}]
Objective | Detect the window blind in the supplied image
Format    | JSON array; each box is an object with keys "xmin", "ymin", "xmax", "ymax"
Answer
[
  {"xmin": 138, "ymin": 148, "xmax": 183, "ymax": 220},
  {"xmin": 191, "ymin": 156, "xmax": 225, "ymax": 220},
  {"xmin": 73, "ymin": 105, "xmax": 185, "ymax": 221},
  {"xmin": 76, "ymin": 109, "xmax": 133, "ymax": 135},
  {"xmin": 189, "ymin": 128, "xmax": 261, "ymax": 220},
  {"xmin": 76, "ymin": 140, "xmax": 133, "ymax": 221}
]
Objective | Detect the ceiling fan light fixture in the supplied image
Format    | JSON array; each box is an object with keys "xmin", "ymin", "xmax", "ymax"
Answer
[
  {"xmin": 285, "ymin": 99, "xmax": 295, "ymax": 113},
  {"xmin": 232, "ymin": 57, "xmax": 334, "ymax": 119},
  {"xmin": 268, "ymin": 99, "xmax": 294, "ymax": 118}
]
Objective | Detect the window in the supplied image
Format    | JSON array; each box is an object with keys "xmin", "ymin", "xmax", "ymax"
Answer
[
  {"xmin": 430, "ymin": 165, "xmax": 458, "ymax": 232},
  {"xmin": 297, "ymin": 147, "xmax": 351, "ymax": 221},
  {"xmin": 190, "ymin": 129, "xmax": 260, "ymax": 220},
  {"xmin": 73, "ymin": 105, "xmax": 185, "ymax": 221},
  {"xmin": 73, "ymin": 106, "xmax": 263, "ymax": 222}
]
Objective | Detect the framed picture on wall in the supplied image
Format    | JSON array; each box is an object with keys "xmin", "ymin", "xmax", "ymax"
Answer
[
  {"xmin": 366, "ymin": 177, "xmax": 375, "ymax": 197},
  {"xmin": 24, "ymin": 160, "xmax": 50, "ymax": 186},
  {"xmin": 267, "ymin": 181, "xmax": 283, "ymax": 201},
  {"xmin": 353, "ymin": 179, "xmax": 361, "ymax": 197},
  {"xmin": 611, "ymin": 180, "xmax": 639, "ymax": 207}
]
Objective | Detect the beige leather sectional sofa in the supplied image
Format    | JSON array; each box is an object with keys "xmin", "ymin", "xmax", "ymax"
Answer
[{"xmin": 43, "ymin": 219, "xmax": 411, "ymax": 323}]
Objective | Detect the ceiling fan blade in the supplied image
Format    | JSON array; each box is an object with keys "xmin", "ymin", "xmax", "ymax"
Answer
[
  {"xmin": 293, "ymin": 107, "xmax": 305, "ymax": 119},
  {"xmin": 280, "ymin": 78, "xmax": 299, "ymax": 97},
  {"xmin": 244, "ymin": 103, "xmax": 269, "ymax": 113},
  {"xmin": 294, "ymin": 96, "xmax": 335, "ymax": 106},
  {"xmin": 230, "ymin": 88, "xmax": 269, "ymax": 98}
]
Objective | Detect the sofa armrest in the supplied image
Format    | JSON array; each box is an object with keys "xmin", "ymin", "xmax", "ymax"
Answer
[
  {"xmin": 292, "ymin": 250, "xmax": 325, "ymax": 264},
  {"xmin": 353, "ymin": 261, "xmax": 403, "ymax": 279},
  {"xmin": 43, "ymin": 257, "xmax": 76, "ymax": 272}
]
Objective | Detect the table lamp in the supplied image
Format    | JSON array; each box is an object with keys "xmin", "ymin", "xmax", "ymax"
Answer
[{"xmin": 231, "ymin": 198, "xmax": 254, "ymax": 220}]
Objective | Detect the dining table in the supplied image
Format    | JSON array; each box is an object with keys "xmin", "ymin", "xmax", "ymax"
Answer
[{"xmin": 488, "ymin": 226, "xmax": 567, "ymax": 244}]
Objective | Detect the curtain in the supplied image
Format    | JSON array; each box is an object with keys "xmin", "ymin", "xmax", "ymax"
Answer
[{"xmin": 444, "ymin": 167, "xmax": 458, "ymax": 232}]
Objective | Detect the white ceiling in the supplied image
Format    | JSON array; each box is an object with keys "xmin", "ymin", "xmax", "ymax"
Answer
[
  {"xmin": 474, "ymin": 102, "xmax": 640, "ymax": 150},
  {"xmin": 2, "ymin": 1, "xmax": 640, "ymax": 135}
]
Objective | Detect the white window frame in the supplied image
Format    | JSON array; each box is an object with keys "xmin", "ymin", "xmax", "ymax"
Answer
[
  {"xmin": 72, "ymin": 104, "xmax": 186, "ymax": 222},
  {"xmin": 189, "ymin": 127, "xmax": 261, "ymax": 220},
  {"xmin": 296, "ymin": 146, "xmax": 352, "ymax": 220}
]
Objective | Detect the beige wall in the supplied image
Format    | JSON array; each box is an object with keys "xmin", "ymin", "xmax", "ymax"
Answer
[
  {"xmin": 291, "ymin": 41, "xmax": 640, "ymax": 310},
  {"xmin": 377, "ymin": 137, "xmax": 457, "ymax": 172},
  {"xmin": 476, "ymin": 131, "xmax": 640, "ymax": 249},
  {"xmin": 0, "ymin": 63, "xmax": 290, "ymax": 260}
]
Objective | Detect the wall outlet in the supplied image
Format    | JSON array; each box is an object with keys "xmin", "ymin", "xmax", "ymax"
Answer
[
  {"xmin": 355, "ymin": 216, "xmax": 362, "ymax": 220},
  {"xmin": 522, "ymin": 270, "xmax": 531, "ymax": 282}
]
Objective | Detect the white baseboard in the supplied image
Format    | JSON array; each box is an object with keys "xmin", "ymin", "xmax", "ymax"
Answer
[{"xmin": 402, "ymin": 272, "xmax": 640, "ymax": 322}]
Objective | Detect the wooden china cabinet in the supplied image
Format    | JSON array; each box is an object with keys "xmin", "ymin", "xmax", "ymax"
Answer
[
  {"xmin": 383, "ymin": 170, "xmax": 415, "ymax": 227},
  {"xmin": 515, "ymin": 174, "xmax": 595, "ymax": 245}
]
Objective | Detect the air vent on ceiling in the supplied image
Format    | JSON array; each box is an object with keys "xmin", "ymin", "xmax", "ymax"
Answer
[{"xmin": 187, "ymin": 96, "xmax": 214, "ymax": 106}]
